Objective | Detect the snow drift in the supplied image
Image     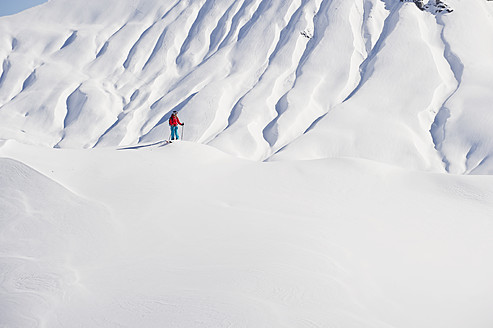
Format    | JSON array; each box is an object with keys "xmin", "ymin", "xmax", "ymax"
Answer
[
  {"xmin": 0, "ymin": 155, "xmax": 112, "ymax": 327},
  {"xmin": 1, "ymin": 141, "xmax": 493, "ymax": 327},
  {"xmin": 0, "ymin": 0, "xmax": 493, "ymax": 173},
  {"xmin": 2, "ymin": 1, "xmax": 493, "ymax": 327}
]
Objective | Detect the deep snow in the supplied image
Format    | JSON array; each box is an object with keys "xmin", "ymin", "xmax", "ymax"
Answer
[
  {"xmin": 0, "ymin": 0, "xmax": 492, "ymax": 172},
  {"xmin": 1, "ymin": 141, "xmax": 493, "ymax": 327},
  {"xmin": 1, "ymin": 0, "xmax": 493, "ymax": 327}
]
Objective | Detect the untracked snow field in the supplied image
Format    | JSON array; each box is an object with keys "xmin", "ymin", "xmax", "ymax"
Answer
[
  {"xmin": 1, "ymin": 0, "xmax": 493, "ymax": 326},
  {"xmin": 1, "ymin": 140, "xmax": 493, "ymax": 328}
]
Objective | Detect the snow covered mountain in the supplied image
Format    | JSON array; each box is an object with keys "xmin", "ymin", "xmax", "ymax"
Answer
[
  {"xmin": 1, "ymin": 0, "xmax": 493, "ymax": 173},
  {"xmin": 2, "ymin": 1, "xmax": 493, "ymax": 327}
]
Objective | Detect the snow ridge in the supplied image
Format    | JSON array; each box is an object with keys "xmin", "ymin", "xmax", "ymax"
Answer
[
  {"xmin": 0, "ymin": 157, "xmax": 112, "ymax": 327},
  {"xmin": 429, "ymin": 14, "xmax": 463, "ymax": 172},
  {"xmin": 0, "ymin": 0, "xmax": 492, "ymax": 173}
]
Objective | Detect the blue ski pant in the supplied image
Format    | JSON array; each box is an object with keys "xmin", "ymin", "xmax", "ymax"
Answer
[{"xmin": 170, "ymin": 125, "xmax": 179, "ymax": 140}]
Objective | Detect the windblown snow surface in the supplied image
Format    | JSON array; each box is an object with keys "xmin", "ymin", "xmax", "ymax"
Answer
[{"xmin": 1, "ymin": 0, "xmax": 493, "ymax": 327}]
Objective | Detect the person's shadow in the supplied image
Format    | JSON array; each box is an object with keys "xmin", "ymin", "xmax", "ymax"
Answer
[{"xmin": 117, "ymin": 140, "xmax": 170, "ymax": 150}]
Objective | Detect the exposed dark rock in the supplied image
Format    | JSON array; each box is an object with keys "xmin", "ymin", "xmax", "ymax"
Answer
[{"xmin": 400, "ymin": 0, "xmax": 453, "ymax": 14}]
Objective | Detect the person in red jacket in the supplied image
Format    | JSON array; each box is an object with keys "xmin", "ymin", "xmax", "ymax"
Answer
[{"xmin": 169, "ymin": 111, "xmax": 184, "ymax": 140}]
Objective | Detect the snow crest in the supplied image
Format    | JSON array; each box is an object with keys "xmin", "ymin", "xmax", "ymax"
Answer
[
  {"xmin": 0, "ymin": 0, "xmax": 492, "ymax": 173},
  {"xmin": 0, "ymin": 157, "xmax": 113, "ymax": 327}
]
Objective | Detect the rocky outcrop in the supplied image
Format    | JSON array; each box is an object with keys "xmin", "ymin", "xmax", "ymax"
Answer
[{"xmin": 402, "ymin": 0, "xmax": 454, "ymax": 14}]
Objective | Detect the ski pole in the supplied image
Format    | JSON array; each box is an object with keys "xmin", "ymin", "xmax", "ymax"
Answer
[{"xmin": 181, "ymin": 125, "xmax": 184, "ymax": 140}]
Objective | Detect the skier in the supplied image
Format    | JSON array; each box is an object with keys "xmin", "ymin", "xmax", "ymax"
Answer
[{"xmin": 169, "ymin": 111, "xmax": 184, "ymax": 140}]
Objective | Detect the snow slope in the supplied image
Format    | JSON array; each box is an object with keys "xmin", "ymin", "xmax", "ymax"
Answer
[
  {"xmin": 1, "ymin": 140, "xmax": 493, "ymax": 327},
  {"xmin": 1, "ymin": 1, "xmax": 493, "ymax": 327},
  {"xmin": 0, "ymin": 0, "xmax": 492, "ymax": 172},
  {"xmin": 0, "ymin": 153, "xmax": 112, "ymax": 327}
]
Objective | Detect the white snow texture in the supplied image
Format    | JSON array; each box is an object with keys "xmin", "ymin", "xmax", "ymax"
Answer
[
  {"xmin": 0, "ymin": 0, "xmax": 492, "ymax": 172},
  {"xmin": 1, "ymin": 0, "xmax": 493, "ymax": 327}
]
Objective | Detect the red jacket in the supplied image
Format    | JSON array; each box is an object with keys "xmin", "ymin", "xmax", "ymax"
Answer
[{"xmin": 169, "ymin": 115, "xmax": 183, "ymax": 126}]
